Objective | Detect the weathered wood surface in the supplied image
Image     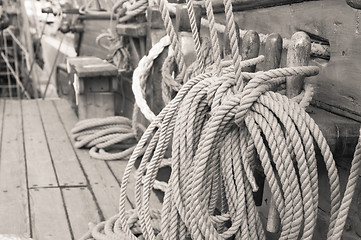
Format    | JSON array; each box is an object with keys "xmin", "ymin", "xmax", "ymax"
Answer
[
  {"xmin": 0, "ymin": 100, "xmax": 30, "ymax": 237},
  {"xmin": 55, "ymin": 99, "xmax": 133, "ymax": 218},
  {"xmin": 29, "ymin": 188, "xmax": 72, "ymax": 240},
  {"xmin": 67, "ymin": 57, "xmax": 118, "ymax": 78},
  {"xmin": 78, "ymin": 19, "xmax": 112, "ymax": 59},
  {"xmin": 214, "ymin": 0, "xmax": 361, "ymax": 120},
  {"xmin": 38, "ymin": 100, "xmax": 87, "ymax": 187},
  {"xmin": 62, "ymin": 187, "xmax": 101, "ymax": 239},
  {"xmin": 0, "ymin": 99, "xmax": 136, "ymax": 238},
  {"xmin": 22, "ymin": 100, "xmax": 57, "ymax": 188},
  {"xmin": 78, "ymin": 92, "xmax": 116, "ymax": 120}
]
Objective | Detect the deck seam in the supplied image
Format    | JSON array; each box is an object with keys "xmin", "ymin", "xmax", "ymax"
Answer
[
  {"xmin": 52, "ymin": 100, "xmax": 106, "ymax": 221},
  {"xmin": 36, "ymin": 100, "xmax": 75, "ymax": 240},
  {"xmin": 105, "ymin": 161, "xmax": 135, "ymax": 209},
  {"xmin": 20, "ymin": 100, "xmax": 33, "ymax": 238}
]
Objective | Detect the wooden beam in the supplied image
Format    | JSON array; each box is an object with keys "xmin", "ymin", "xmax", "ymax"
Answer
[
  {"xmin": 0, "ymin": 100, "xmax": 30, "ymax": 237},
  {"xmin": 37, "ymin": 100, "xmax": 87, "ymax": 187},
  {"xmin": 210, "ymin": 0, "xmax": 315, "ymax": 13},
  {"xmin": 30, "ymin": 188, "xmax": 72, "ymax": 239},
  {"xmin": 22, "ymin": 100, "xmax": 57, "ymax": 188},
  {"xmin": 54, "ymin": 99, "xmax": 133, "ymax": 218}
]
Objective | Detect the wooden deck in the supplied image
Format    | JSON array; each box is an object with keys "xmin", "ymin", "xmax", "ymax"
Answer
[{"xmin": 0, "ymin": 99, "xmax": 132, "ymax": 239}]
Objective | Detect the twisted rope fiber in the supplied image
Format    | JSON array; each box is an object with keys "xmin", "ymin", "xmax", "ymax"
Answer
[
  {"xmin": 80, "ymin": 52, "xmax": 361, "ymax": 240},
  {"xmin": 80, "ymin": 0, "xmax": 359, "ymax": 238}
]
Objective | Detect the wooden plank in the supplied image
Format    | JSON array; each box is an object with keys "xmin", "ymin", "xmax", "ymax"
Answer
[
  {"xmin": 37, "ymin": 100, "xmax": 86, "ymax": 187},
  {"xmin": 0, "ymin": 100, "xmax": 30, "ymax": 237},
  {"xmin": 78, "ymin": 92, "xmax": 115, "ymax": 120},
  {"xmin": 215, "ymin": 0, "xmax": 361, "ymax": 119},
  {"xmin": 67, "ymin": 57, "xmax": 117, "ymax": 78},
  {"xmin": 54, "ymin": 99, "xmax": 132, "ymax": 218},
  {"xmin": 22, "ymin": 100, "xmax": 57, "ymax": 188},
  {"xmin": 62, "ymin": 187, "xmax": 101, "ymax": 239},
  {"xmin": 29, "ymin": 188, "xmax": 72, "ymax": 239}
]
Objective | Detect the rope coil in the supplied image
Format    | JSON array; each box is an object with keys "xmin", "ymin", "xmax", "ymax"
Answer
[{"xmin": 78, "ymin": 0, "xmax": 361, "ymax": 238}]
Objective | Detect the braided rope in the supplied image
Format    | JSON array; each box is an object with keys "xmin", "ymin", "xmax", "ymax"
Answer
[{"xmin": 133, "ymin": 35, "xmax": 171, "ymax": 122}]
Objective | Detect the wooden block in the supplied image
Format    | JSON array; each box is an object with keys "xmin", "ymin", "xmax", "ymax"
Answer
[
  {"xmin": 22, "ymin": 100, "xmax": 57, "ymax": 188},
  {"xmin": 62, "ymin": 187, "xmax": 101, "ymax": 239},
  {"xmin": 29, "ymin": 188, "xmax": 72, "ymax": 239},
  {"xmin": 54, "ymin": 99, "xmax": 133, "ymax": 218},
  {"xmin": 80, "ymin": 76, "xmax": 113, "ymax": 93},
  {"xmin": 78, "ymin": 92, "xmax": 115, "ymax": 120},
  {"xmin": 0, "ymin": 100, "xmax": 30, "ymax": 237},
  {"xmin": 37, "ymin": 100, "xmax": 87, "ymax": 186},
  {"xmin": 116, "ymin": 23, "xmax": 148, "ymax": 37},
  {"xmin": 67, "ymin": 56, "xmax": 118, "ymax": 78}
]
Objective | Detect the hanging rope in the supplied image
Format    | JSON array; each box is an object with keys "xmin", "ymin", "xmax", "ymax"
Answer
[{"xmin": 78, "ymin": 0, "xmax": 361, "ymax": 238}]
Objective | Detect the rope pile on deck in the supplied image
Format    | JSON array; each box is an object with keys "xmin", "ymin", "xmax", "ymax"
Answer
[{"xmin": 78, "ymin": 0, "xmax": 361, "ymax": 238}]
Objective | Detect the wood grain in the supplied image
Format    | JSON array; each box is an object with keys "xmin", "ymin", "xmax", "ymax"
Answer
[
  {"xmin": 62, "ymin": 187, "xmax": 101, "ymax": 239},
  {"xmin": 215, "ymin": 0, "xmax": 361, "ymax": 119},
  {"xmin": 54, "ymin": 99, "xmax": 133, "ymax": 218},
  {"xmin": 22, "ymin": 100, "xmax": 57, "ymax": 188},
  {"xmin": 0, "ymin": 100, "xmax": 30, "ymax": 237},
  {"xmin": 241, "ymin": 30, "xmax": 260, "ymax": 72},
  {"xmin": 78, "ymin": 92, "xmax": 115, "ymax": 120},
  {"xmin": 286, "ymin": 31, "xmax": 311, "ymax": 97},
  {"xmin": 29, "ymin": 188, "xmax": 72, "ymax": 239},
  {"xmin": 37, "ymin": 100, "xmax": 86, "ymax": 187}
]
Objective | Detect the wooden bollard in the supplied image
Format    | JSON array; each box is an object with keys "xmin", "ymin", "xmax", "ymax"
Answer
[
  {"xmin": 239, "ymin": 30, "xmax": 263, "ymax": 206},
  {"xmin": 223, "ymin": 21, "xmax": 242, "ymax": 58},
  {"xmin": 346, "ymin": 0, "xmax": 361, "ymax": 9},
  {"xmin": 175, "ymin": 3, "xmax": 202, "ymax": 66},
  {"xmin": 241, "ymin": 30, "xmax": 260, "ymax": 72},
  {"xmin": 264, "ymin": 33, "xmax": 283, "ymax": 234},
  {"xmin": 286, "ymin": 32, "xmax": 311, "ymax": 98}
]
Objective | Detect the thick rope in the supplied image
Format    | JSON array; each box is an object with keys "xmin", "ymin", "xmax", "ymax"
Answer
[{"xmin": 79, "ymin": 0, "xmax": 360, "ymax": 238}]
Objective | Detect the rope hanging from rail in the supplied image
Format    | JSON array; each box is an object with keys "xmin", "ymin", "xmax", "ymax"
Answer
[{"xmin": 78, "ymin": 0, "xmax": 361, "ymax": 238}]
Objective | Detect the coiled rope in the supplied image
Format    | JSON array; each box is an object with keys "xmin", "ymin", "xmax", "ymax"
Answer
[{"xmin": 79, "ymin": 0, "xmax": 361, "ymax": 238}]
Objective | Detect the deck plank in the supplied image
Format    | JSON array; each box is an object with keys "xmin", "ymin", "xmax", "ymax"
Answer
[
  {"xmin": 62, "ymin": 187, "xmax": 101, "ymax": 239},
  {"xmin": 29, "ymin": 188, "xmax": 72, "ymax": 240},
  {"xmin": 22, "ymin": 100, "xmax": 57, "ymax": 188},
  {"xmin": 37, "ymin": 100, "xmax": 86, "ymax": 187},
  {"xmin": 0, "ymin": 100, "xmax": 30, "ymax": 237},
  {"xmin": 53, "ymin": 99, "xmax": 132, "ymax": 219}
]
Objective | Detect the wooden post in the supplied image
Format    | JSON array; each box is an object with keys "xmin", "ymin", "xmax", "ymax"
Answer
[
  {"xmin": 175, "ymin": 3, "xmax": 202, "ymax": 66},
  {"xmin": 264, "ymin": 33, "xmax": 283, "ymax": 234},
  {"xmin": 223, "ymin": 21, "xmax": 242, "ymax": 58},
  {"xmin": 241, "ymin": 30, "xmax": 260, "ymax": 72},
  {"xmin": 286, "ymin": 31, "xmax": 311, "ymax": 98},
  {"xmin": 67, "ymin": 57, "xmax": 118, "ymax": 120}
]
